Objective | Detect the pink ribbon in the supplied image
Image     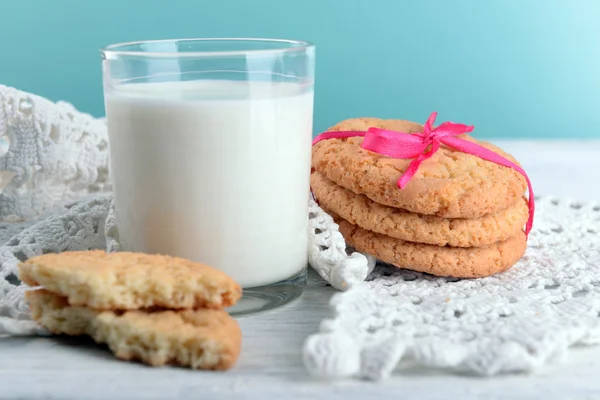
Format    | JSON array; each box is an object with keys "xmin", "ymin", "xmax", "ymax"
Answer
[{"xmin": 313, "ymin": 112, "xmax": 534, "ymax": 236}]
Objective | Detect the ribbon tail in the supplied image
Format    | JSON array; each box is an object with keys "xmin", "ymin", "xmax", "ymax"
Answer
[
  {"xmin": 424, "ymin": 112, "xmax": 437, "ymax": 132},
  {"xmin": 397, "ymin": 158, "xmax": 421, "ymax": 189},
  {"xmin": 525, "ymin": 190, "xmax": 535, "ymax": 235},
  {"xmin": 397, "ymin": 141, "xmax": 440, "ymax": 189}
]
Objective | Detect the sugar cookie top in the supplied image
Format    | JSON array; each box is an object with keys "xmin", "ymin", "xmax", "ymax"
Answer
[
  {"xmin": 312, "ymin": 118, "xmax": 527, "ymax": 218},
  {"xmin": 19, "ymin": 250, "xmax": 242, "ymax": 310}
]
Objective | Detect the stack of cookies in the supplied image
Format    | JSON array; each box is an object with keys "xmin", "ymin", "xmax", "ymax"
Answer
[
  {"xmin": 19, "ymin": 250, "xmax": 243, "ymax": 370},
  {"xmin": 312, "ymin": 118, "xmax": 529, "ymax": 278}
]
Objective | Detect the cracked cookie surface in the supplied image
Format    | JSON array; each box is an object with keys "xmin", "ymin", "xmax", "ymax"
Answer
[{"xmin": 312, "ymin": 117, "xmax": 527, "ymax": 218}]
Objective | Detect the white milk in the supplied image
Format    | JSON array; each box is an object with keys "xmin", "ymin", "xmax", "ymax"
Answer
[{"xmin": 105, "ymin": 80, "xmax": 313, "ymax": 288}]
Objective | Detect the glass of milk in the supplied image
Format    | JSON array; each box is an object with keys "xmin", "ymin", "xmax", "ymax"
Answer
[{"xmin": 100, "ymin": 38, "xmax": 315, "ymax": 315}]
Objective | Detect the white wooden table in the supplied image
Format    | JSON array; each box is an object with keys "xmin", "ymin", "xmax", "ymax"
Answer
[{"xmin": 2, "ymin": 140, "xmax": 600, "ymax": 400}]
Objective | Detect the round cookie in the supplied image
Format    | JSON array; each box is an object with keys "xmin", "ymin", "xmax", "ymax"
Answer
[
  {"xmin": 312, "ymin": 117, "xmax": 527, "ymax": 218},
  {"xmin": 336, "ymin": 216, "xmax": 527, "ymax": 278},
  {"xmin": 312, "ymin": 171, "xmax": 529, "ymax": 247}
]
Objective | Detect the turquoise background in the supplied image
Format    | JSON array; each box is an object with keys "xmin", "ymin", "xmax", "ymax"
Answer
[{"xmin": 1, "ymin": 0, "xmax": 599, "ymax": 138}]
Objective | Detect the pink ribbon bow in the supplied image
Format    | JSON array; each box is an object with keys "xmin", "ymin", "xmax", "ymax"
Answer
[{"xmin": 313, "ymin": 112, "xmax": 534, "ymax": 236}]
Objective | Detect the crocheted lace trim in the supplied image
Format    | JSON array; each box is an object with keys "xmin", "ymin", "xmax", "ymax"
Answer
[
  {"xmin": 303, "ymin": 196, "xmax": 600, "ymax": 379},
  {"xmin": 0, "ymin": 85, "xmax": 109, "ymax": 221}
]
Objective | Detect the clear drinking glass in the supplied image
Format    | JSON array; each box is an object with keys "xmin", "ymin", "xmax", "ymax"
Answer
[{"xmin": 101, "ymin": 38, "xmax": 315, "ymax": 315}]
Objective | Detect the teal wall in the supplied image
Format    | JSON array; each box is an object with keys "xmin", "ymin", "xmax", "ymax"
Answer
[{"xmin": 1, "ymin": 0, "xmax": 599, "ymax": 138}]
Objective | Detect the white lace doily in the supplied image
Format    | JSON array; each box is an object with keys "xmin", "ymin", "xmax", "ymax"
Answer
[
  {"xmin": 307, "ymin": 199, "xmax": 377, "ymax": 290},
  {"xmin": 303, "ymin": 196, "xmax": 600, "ymax": 380},
  {"xmin": 0, "ymin": 85, "xmax": 110, "ymax": 221},
  {"xmin": 0, "ymin": 196, "xmax": 111, "ymax": 335}
]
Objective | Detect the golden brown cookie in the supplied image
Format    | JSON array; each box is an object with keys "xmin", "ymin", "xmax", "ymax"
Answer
[
  {"xmin": 19, "ymin": 250, "xmax": 242, "ymax": 310},
  {"xmin": 26, "ymin": 289, "xmax": 242, "ymax": 370},
  {"xmin": 312, "ymin": 171, "xmax": 529, "ymax": 247},
  {"xmin": 336, "ymin": 217, "xmax": 526, "ymax": 278},
  {"xmin": 312, "ymin": 117, "xmax": 527, "ymax": 218}
]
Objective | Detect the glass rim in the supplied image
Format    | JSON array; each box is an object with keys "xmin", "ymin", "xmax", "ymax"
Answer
[{"xmin": 101, "ymin": 38, "xmax": 314, "ymax": 59}]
